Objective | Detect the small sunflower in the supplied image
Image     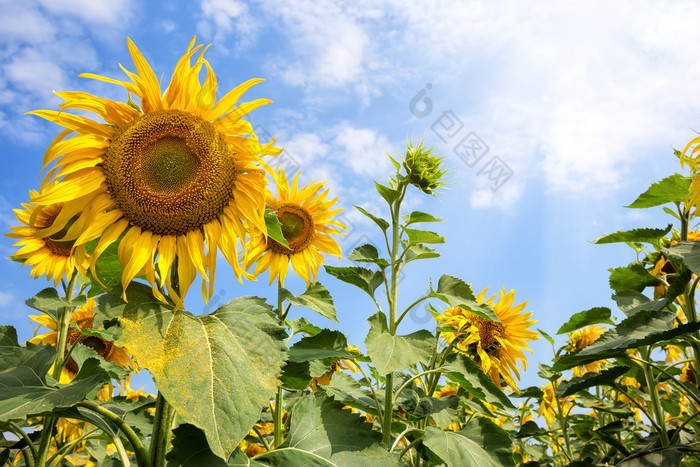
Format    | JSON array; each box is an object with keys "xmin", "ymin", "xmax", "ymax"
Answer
[
  {"xmin": 28, "ymin": 37, "xmax": 280, "ymax": 307},
  {"xmin": 537, "ymin": 381, "xmax": 573, "ymax": 429},
  {"xmin": 28, "ymin": 298, "xmax": 133, "ymax": 373},
  {"xmin": 7, "ymin": 194, "xmax": 89, "ymax": 286},
  {"xmin": 650, "ymin": 232, "xmax": 700, "ymax": 301},
  {"xmin": 567, "ymin": 324, "xmax": 607, "ymax": 377},
  {"xmin": 246, "ymin": 167, "xmax": 345, "ymax": 286},
  {"xmin": 437, "ymin": 287, "xmax": 539, "ymax": 390}
]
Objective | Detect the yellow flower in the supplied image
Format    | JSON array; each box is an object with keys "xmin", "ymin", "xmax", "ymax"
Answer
[
  {"xmin": 680, "ymin": 363, "xmax": 697, "ymax": 386},
  {"xmin": 437, "ymin": 287, "xmax": 539, "ymax": 390},
  {"xmin": 27, "ymin": 37, "xmax": 280, "ymax": 307},
  {"xmin": 433, "ymin": 383, "xmax": 458, "ymax": 398},
  {"xmin": 568, "ymin": 324, "xmax": 607, "ymax": 377},
  {"xmin": 310, "ymin": 345, "xmax": 360, "ymax": 388},
  {"xmin": 650, "ymin": 231, "xmax": 700, "ymax": 302},
  {"xmin": 6, "ymin": 196, "xmax": 89, "ymax": 286},
  {"xmin": 664, "ymin": 344, "xmax": 684, "ymax": 364},
  {"xmin": 537, "ymin": 382, "xmax": 572, "ymax": 429},
  {"xmin": 28, "ymin": 298, "xmax": 133, "ymax": 373},
  {"xmin": 246, "ymin": 167, "xmax": 345, "ymax": 286}
]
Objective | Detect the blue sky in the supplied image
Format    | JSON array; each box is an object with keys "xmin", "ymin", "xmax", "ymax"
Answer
[{"xmin": 1, "ymin": 0, "xmax": 699, "ymax": 393}]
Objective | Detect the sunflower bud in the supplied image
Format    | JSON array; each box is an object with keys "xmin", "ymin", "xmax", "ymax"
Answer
[{"xmin": 401, "ymin": 140, "xmax": 448, "ymax": 195}]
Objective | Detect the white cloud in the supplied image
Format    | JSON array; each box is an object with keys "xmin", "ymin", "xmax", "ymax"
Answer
[
  {"xmin": 332, "ymin": 122, "xmax": 393, "ymax": 178},
  {"xmin": 0, "ymin": 291, "xmax": 14, "ymax": 308},
  {"xmin": 197, "ymin": 0, "xmax": 259, "ymax": 49},
  {"xmin": 37, "ymin": 0, "xmax": 133, "ymax": 24}
]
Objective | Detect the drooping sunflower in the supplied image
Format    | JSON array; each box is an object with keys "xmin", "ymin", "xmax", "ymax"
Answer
[
  {"xmin": 437, "ymin": 287, "xmax": 539, "ymax": 390},
  {"xmin": 28, "ymin": 37, "xmax": 280, "ymax": 307},
  {"xmin": 28, "ymin": 298, "xmax": 133, "ymax": 373},
  {"xmin": 649, "ymin": 231, "xmax": 700, "ymax": 301},
  {"xmin": 567, "ymin": 324, "xmax": 607, "ymax": 377},
  {"xmin": 6, "ymin": 194, "xmax": 89, "ymax": 286},
  {"xmin": 245, "ymin": 167, "xmax": 345, "ymax": 286},
  {"xmin": 537, "ymin": 381, "xmax": 573, "ymax": 429}
]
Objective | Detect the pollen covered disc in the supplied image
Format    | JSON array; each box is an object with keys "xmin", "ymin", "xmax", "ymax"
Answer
[
  {"xmin": 103, "ymin": 110, "xmax": 237, "ymax": 236},
  {"xmin": 267, "ymin": 204, "xmax": 315, "ymax": 255}
]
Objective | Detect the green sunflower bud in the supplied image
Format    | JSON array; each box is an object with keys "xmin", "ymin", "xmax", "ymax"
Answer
[{"xmin": 401, "ymin": 140, "xmax": 448, "ymax": 196}]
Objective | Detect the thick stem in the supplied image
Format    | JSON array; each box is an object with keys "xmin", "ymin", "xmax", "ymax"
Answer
[
  {"xmin": 150, "ymin": 393, "xmax": 176, "ymax": 467},
  {"xmin": 641, "ymin": 346, "xmax": 670, "ymax": 446},
  {"xmin": 274, "ymin": 280, "xmax": 285, "ymax": 448}
]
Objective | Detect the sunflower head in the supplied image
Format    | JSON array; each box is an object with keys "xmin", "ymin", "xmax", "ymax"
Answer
[
  {"xmin": 246, "ymin": 167, "xmax": 345, "ymax": 286},
  {"xmin": 26, "ymin": 37, "xmax": 280, "ymax": 306},
  {"xmin": 400, "ymin": 139, "xmax": 448, "ymax": 196},
  {"xmin": 6, "ymin": 196, "xmax": 89, "ymax": 286},
  {"xmin": 436, "ymin": 287, "xmax": 538, "ymax": 390}
]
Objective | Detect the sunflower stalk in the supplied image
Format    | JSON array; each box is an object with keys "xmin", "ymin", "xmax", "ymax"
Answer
[
  {"xmin": 640, "ymin": 346, "xmax": 670, "ymax": 446},
  {"xmin": 274, "ymin": 280, "xmax": 286, "ymax": 448},
  {"xmin": 150, "ymin": 392, "xmax": 176, "ymax": 467}
]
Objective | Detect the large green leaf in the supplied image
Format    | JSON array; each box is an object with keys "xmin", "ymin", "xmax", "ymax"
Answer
[
  {"xmin": 592, "ymin": 225, "xmax": 672, "ymax": 245},
  {"xmin": 354, "ymin": 206, "xmax": 389, "ymax": 232},
  {"xmin": 98, "ymin": 284, "xmax": 287, "ymax": 458},
  {"xmin": 402, "ymin": 211, "xmax": 445, "ymax": 225},
  {"xmin": 626, "ymin": 174, "xmax": 692, "ymax": 208},
  {"xmin": 167, "ymin": 424, "xmax": 265, "ymax": 467},
  {"xmin": 557, "ymin": 307, "xmax": 614, "ymax": 334},
  {"xmin": 396, "ymin": 390, "xmax": 458, "ymax": 420},
  {"xmin": 459, "ymin": 418, "xmax": 515, "ymax": 467},
  {"xmin": 609, "ymin": 262, "xmax": 662, "ymax": 293},
  {"xmin": 323, "ymin": 372, "xmax": 379, "ymax": 415},
  {"xmin": 612, "ymin": 290, "xmax": 668, "ymax": 316},
  {"xmin": 324, "ymin": 266, "xmax": 383, "ymax": 298},
  {"xmin": 404, "ymin": 228, "xmax": 445, "ymax": 245},
  {"xmin": 553, "ymin": 310, "xmax": 700, "ymax": 371},
  {"xmin": 403, "ymin": 244, "xmax": 440, "ymax": 264},
  {"xmin": 288, "ymin": 329, "xmax": 354, "ymax": 362},
  {"xmin": 0, "ymin": 345, "xmax": 109, "ymax": 421},
  {"xmin": 441, "ymin": 353, "xmax": 514, "ymax": 409},
  {"xmin": 429, "ymin": 275, "xmax": 498, "ymax": 321},
  {"xmin": 556, "ymin": 366, "xmax": 629, "ymax": 397},
  {"xmin": 0, "ymin": 326, "xmax": 42, "ymax": 373},
  {"xmin": 348, "ymin": 244, "xmax": 390, "ymax": 269},
  {"xmin": 280, "ymin": 283, "xmax": 338, "ymax": 323},
  {"xmin": 422, "ymin": 426, "xmax": 498, "ymax": 467},
  {"xmin": 666, "ymin": 241, "xmax": 700, "ymax": 275},
  {"xmin": 255, "ymin": 394, "xmax": 402, "ymax": 466},
  {"xmin": 26, "ymin": 287, "xmax": 86, "ymax": 318},
  {"xmin": 365, "ymin": 311, "xmax": 434, "ymax": 374}
]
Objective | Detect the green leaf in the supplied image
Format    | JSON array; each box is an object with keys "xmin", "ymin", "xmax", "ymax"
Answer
[
  {"xmin": 556, "ymin": 366, "xmax": 629, "ymax": 397},
  {"xmin": 286, "ymin": 318, "xmax": 322, "ymax": 337},
  {"xmin": 323, "ymin": 372, "xmax": 380, "ymax": 415},
  {"xmin": 288, "ymin": 329, "xmax": 354, "ymax": 362},
  {"xmin": 0, "ymin": 345, "xmax": 108, "ymax": 421},
  {"xmin": 557, "ymin": 307, "xmax": 614, "ymax": 334},
  {"xmin": 459, "ymin": 418, "xmax": 515, "ymax": 467},
  {"xmin": 553, "ymin": 311, "xmax": 700, "ymax": 371},
  {"xmin": 402, "ymin": 211, "xmax": 445, "ymax": 225},
  {"xmin": 279, "ymin": 361, "xmax": 313, "ymax": 390},
  {"xmin": 429, "ymin": 275, "xmax": 498, "ymax": 321},
  {"xmin": 264, "ymin": 209, "xmax": 289, "ymax": 248},
  {"xmin": 98, "ymin": 284, "xmax": 287, "ymax": 459},
  {"xmin": 592, "ymin": 225, "xmax": 673, "ymax": 244},
  {"xmin": 354, "ymin": 206, "xmax": 389, "ymax": 232},
  {"xmin": 666, "ymin": 241, "xmax": 700, "ymax": 275},
  {"xmin": 85, "ymin": 238, "xmax": 126, "ymax": 297},
  {"xmin": 167, "ymin": 424, "xmax": 265, "ymax": 466},
  {"xmin": 626, "ymin": 174, "xmax": 692, "ymax": 208},
  {"xmin": 348, "ymin": 244, "xmax": 390, "ymax": 268},
  {"xmin": 26, "ymin": 288, "xmax": 86, "ymax": 318},
  {"xmin": 613, "ymin": 291, "xmax": 654, "ymax": 315},
  {"xmin": 404, "ymin": 228, "xmax": 445, "ymax": 245},
  {"xmin": 423, "ymin": 426, "xmax": 498, "ymax": 467},
  {"xmin": 609, "ymin": 262, "xmax": 662, "ymax": 293},
  {"xmin": 281, "ymin": 283, "xmax": 338, "ymax": 323},
  {"xmin": 365, "ymin": 311, "xmax": 434, "ymax": 374},
  {"xmin": 324, "ymin": 265, "xmax": 383, "ymax": 298},
  {"xmin": 538, "ymin": 328, "xmax": 555, "ymax": 346},
  {"xmin": 404, "ymin": 244, "xmax": 440, "ymax": 263},
  {"xmin": 375, "ymin": 181, "xmax": 401, "ymax": 205},
  {"xmin": 255, "ymin": 393, "xmax": 402, "ymax": 466},
  {"xmin": 441, "ymin": 353, "xmax": 514, "ymax": 409},
  {"xmin": 509, "ymin": 386, "xmax": 544, "ymax": 399}
]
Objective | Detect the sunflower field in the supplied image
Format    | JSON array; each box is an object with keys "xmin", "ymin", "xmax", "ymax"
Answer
[{"xmin": 3, "ymin": 37, "xmax": 700, "ymax": 467}]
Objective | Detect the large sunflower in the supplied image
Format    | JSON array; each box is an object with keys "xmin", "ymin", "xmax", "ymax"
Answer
[
  {"xmin": 245, "ymin": 167, "xmax": 345, "ymax": 286},
  {"xmin": 28, "ymin": 37, "xmax": 280, "ymax": 307},
  {"xmin": 437, "ymin": 287, "xmax": 539, "ymax": 390},
  {"xmin": 7, "ymin": 194, "xmax": 89, "ymax": 286}
]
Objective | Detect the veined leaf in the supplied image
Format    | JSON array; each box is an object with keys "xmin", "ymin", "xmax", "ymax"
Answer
[
  {"xmin": 354, "ymin": 206, "xmax": 389, "ymax": 232},
  {"xmin": 626, "ymin": 174, "xmax": 691, "ymax": 208},
  {"xmin": 255, "ymin": 394, "xmax": 402, "ymax": 466},
  {"xmin": 404, "ymin": 228, "xmax": 445, "ymax": 245},
  {"xmin": 324, "ymin": 265, "xmax": 383, "ymax": 298},
  {"xmin": 281, "ymin": 282, "xmax": 338, "ymax": 323},
  {"xmin": 441, "ymin": 353, "xmax": 514, "ymax": 410},
  {"xmin": 365, "ymin": 311, "xmax": 434, "ymax": 374},
  {"xmin": 556, "ymin": 366, "xmax": 629, "ymax": 397},
  {"xmin": 459, "ymin": 418, "xmax": 515, "ymax": 467},
  {"xmin": 557, "ymin": 307, "xmax": 614, "ymax": 334},
  {"xmin": 608, "ymin": 262, "xmax": 662, "ymax": 293},
  {"xmin": 592, "ymin": 225, "xmax": 672, "ymax": 245},
  {"xmin": 429, "ymin": 275, "xmax": 498, "ymax": 321},
  {"xmin": 288, "ymin": 329, "xmax": 354, "ymax": 362},
  {"xmin": 404, "ymin": 243, "xmax": 440, "ymax": 263},
  {"xmin": 402, "ymin": 211, "xmax": 445, "ymax": 225},
  {"xmin": 323, "ymin": 372, "xmax": 380, "ymax": 415},
  {"xmin": 423, "ymin": 426, "xmax": 498, "ymax": 467},
  {"xmin": 375, "ymin": 181, "xmax": 401, "ymax": 205},
  {"xmin": 98, "ymin": 284, "xmax": 287, "ymax": 459},
  {"xmin": 666, "ymin": 241, "xmax": 700, "ymax": 276},
  {"xmin": 26, "ymin": 288, "xmax": 86, "ymax": 318},
  {"xmin": 167, "ymin": 424, "xmax": 265, "ymax": 466},
  {"xmin": 348, "ymin": 244, "xmax": 390, "ymax": 268},
  {"xmin": 264, "ymin": 209, "xmax": 288, "ymax": 248}
]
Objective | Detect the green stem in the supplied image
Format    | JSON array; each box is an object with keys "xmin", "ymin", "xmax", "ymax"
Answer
[
  {"xmin": 77, "ymin": 401, "xmax": 150, "ymax": 466},
  {"xmin": 274, "ymin": 280, "xmax": 285, "ymax": 448},
  {"xmin": 6, "ymin": 421, "xmax": 38, "ymax": 462},
  {"xmin": 356, "ymin": 360, "xmax": 384, "ymax": 424},
  {"xmin": 641, "ymin": 346, "xmax": 670, "ymax": 446},
  {"xmin": 252, "ymin": 425, "xmax": 272, "ymax": 452},
  {"xmin": 551, "ymin": 379, "xmax": 573, "ymax": 461},
  {"xmin": 150, "ymin": 393, "xmax": 176, "ymax": 467}
]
